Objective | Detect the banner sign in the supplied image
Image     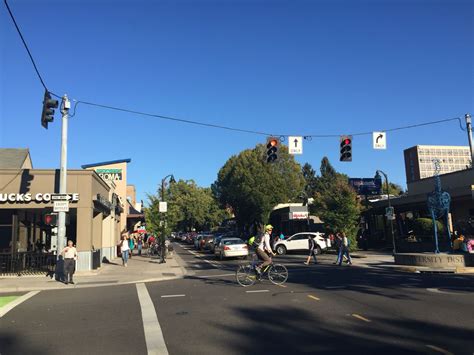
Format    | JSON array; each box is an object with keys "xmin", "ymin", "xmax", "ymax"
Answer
[{"xmin": 96, "ymin": 168, "xmax": 122, "ymax": 181}]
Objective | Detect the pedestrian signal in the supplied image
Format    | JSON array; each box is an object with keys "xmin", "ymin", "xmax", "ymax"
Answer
[
  {"xmin": 266, "ymin": 137, "xmax": 279, "ymax": 163},
  {"xmin": 44, "ymin": 214, "xmax": 58, "ymax": 226},
  {"xmin": 340, "ymin": 135, "xmax": 352, "ymax": 162}
]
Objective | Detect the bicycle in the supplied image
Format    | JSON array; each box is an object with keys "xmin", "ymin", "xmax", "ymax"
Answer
[{"xmin": 236, "ymin": 254, "xmax": 288, "ymax": 287}]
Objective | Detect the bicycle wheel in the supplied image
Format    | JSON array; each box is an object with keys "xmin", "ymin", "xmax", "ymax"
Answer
[
  {"xmin": 268, "ymin": 264, "xmax": 288, "ymax": 285},
  {"xmin": 236, "ymin": 264, "xmax": 257, "ymax": 287}
]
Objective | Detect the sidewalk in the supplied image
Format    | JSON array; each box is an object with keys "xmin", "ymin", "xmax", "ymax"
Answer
[{"xmin": 0, "ymin": 252, "xmax": 188, "ymax": 293}]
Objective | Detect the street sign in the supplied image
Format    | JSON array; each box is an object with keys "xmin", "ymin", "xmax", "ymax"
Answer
[
  {"xmin": 51, "ymin": 193, "xmax": 80, "ymax": 201},
  {"xmin": 53, "ymin": 201, "xmax": 69, "ymax": 212},
  {"xmin": 373, "ymin": 132, "xmax": 386, "ymax": 150},
  {"xmin": 159, "ymin": 201, "xmax": 168, "ymax": 213},
  {"xmin": 51, "ymin": 194, "xmax": 71, "ymax": 201},
  {"xmin": 288, "ymin": 136, "xmax": 303, "ymax": 155},
  {"xmin": 385, "ymin": 206, "xmax": 395, "ymax": 220}
]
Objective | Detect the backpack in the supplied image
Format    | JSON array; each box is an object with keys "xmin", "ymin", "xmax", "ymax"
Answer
[{"xmin": 248, "ymin": 232, "xmax": 264, "ymax": 246}]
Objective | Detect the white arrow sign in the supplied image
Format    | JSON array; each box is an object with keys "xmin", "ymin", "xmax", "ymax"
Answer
[
  {"xmin": 288, "ymin": 136, "xmax": 303, "ymax": 155},
  {"xmin": 373, "ymin": 132, "xmax": 387, "ymax": 150}
]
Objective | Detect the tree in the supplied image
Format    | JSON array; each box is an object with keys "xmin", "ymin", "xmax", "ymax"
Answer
[
  {"xmin": 312, "ymin": 157, "xmax": 361, "ymax": 248},
  {"xmin": 213, "ymin": 143, "xmax": 305, "ymax": 232},
  {"xmin": 302, "ymin": 163, "xmax": 317, "ymax": 197},
  {"xmin": 387, "ymin": 182, "xmax": 405, "ymax": 196},
  {"xmin": 146, "ymin": 179, "xmax": 229, "ymax": 235}
]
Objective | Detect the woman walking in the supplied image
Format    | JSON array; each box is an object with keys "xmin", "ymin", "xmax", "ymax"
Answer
[
  {"xmin": 128, "ymin": 235, "xmax": 135, "ymax": 258},
  {"xmin": 120, "ymin": 235, "xmax": 130, "ymax": 267}
]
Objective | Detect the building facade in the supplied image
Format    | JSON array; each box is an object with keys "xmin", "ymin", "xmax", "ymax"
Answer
[
  {"xmin": 404, "ymin": 145, "xmax": 471, "ymax": 183},
  {"xmin": 82, "ymin": 159, "xmax": 131, "ymax": 232},
  {"xmin": 0, "ymin": 168, "xmax": 122, "ymax": 271}
]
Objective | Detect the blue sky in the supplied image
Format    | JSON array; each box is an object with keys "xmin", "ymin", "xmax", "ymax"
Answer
[{"xmin": 1, "ymin": 0, "xmax": 473, "ymax": 203}]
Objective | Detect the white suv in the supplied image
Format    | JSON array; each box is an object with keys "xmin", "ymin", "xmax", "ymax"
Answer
[{"xmin": 274, "ymin": 232, "xmax": 330, "ymax": 255}]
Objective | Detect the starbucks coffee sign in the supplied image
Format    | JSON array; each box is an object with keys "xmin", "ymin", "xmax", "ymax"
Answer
[
  {"xmin": 96, "ymin": 169, "xmax": 122, "ymax": 181},
  {"xmin": 0, "ymin": 193, "xmax": 80, "ymax": 203}
]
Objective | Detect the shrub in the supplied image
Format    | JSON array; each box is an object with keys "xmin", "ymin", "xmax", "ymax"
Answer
[{"xmin": 413, "ymin": 218, "xmax": 445, "ymax": 236}]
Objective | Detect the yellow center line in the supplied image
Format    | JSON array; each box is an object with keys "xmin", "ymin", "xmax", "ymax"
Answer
[
  {"xmin": 351, "ymin": 313, "xmax": 371, "ymax": 322},
  {"xmin": 425, "ymin": 345, "xmax": 453, "ymax": 355},
  {"xmin": 307, "ymin": 295, "xmax": 320, "ymax": 301}
]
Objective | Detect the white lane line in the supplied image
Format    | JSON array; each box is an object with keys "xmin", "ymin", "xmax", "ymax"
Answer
[
  {"xmin": 246, "ymin": 290, "xmax": 269, "ymax": 293},
  {"xmin": 136, "ymin": 283, "xmax": 169, "ymax": 355},
  {"xmin": 324, "ymin": 286, "xmax": 345, "ymax": 289},
  {"xmin": 0, "ymin": 291, "xmax": 40, "ymax": 318},
  {"xmin": 195, "ymin": 273, "xmax": 235, "ymax": 278},
  {"xmin": 425, "ymin": 344, "xmax": 453, "ymax": 355},
  {"xmin": 351, "ymin": 313, "xmax": 371, "ymax": 322},
  {"xmin": 161, "ymin": 294, "xmax": 186, "ymax": 298},
  {"xmin": 185, "ymin": 249, "xmax": 220, "ymax": 268}
]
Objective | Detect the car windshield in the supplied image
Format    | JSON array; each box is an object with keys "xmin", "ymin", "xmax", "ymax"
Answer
[{"xmin": 223, "ymin": 239, "xmax": 244, "ymax": 245}]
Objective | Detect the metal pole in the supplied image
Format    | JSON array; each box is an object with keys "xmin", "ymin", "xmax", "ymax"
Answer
[
  {"xmin": 466, "ymin": 113, "xmax": 473, "ymax": 164},
  {"xmin": 57, "ymin": 95, "xmax": 70, "ymax": 255},
  {"xmin": 385, "ymin": 173, "xmax": 396, "ymax": 255}
]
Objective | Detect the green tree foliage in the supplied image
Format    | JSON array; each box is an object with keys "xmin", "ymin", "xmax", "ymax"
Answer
[
  {"xmin": 311, "ymin": 157, "xmax": 361, "ymax": 248},
  {"xmin": 387, "ymin": 182, "xmax": 405, "ymax": 196},
  {"xmin": 146, "ymin": 180, "xmax": 228, "ymax": 235},
  {"xmin": 302, "ymin": 163, "xmax": 317, "ymax": 197},
  {"xmin": 213, "ymin": 144, "xmax": 305, "ymax": 231},
  {"xmin": 413, "ymin": 218, "xmax": 445, "ymax": 236}
]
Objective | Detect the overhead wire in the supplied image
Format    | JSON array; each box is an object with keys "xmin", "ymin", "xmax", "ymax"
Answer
[{"xmin": 3, "ymin": 0, "xmax": 467, "ymax": 140}]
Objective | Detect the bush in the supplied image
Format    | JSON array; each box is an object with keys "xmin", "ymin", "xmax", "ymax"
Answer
[{"xmin": 413, "ymin": 218, "xmax": 445, "ymax": 236}]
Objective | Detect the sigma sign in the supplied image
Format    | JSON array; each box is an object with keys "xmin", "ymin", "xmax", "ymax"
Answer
[{"xmin": 96, "ymin": 168, "xmax": 122, "ymax": 181}]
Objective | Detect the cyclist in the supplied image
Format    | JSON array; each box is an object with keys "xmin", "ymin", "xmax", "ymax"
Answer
[{"xmin": 255, "ymin": 224, "xmax": 276, "ymax": 273}]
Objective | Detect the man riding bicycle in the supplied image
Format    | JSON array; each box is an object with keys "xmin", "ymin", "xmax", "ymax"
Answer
[{"xmin": 255, "ymin": 224, "xmax": 276, "ymax": 273}]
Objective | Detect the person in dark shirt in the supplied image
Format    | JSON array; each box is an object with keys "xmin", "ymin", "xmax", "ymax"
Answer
[{"xmin": 304, "ymin": 235, "xmax": 318, "ymax": 265}]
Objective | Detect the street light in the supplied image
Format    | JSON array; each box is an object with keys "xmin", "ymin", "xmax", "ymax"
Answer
[{"xmin": 375, "ymin": 170, "xmax": 396, "ymax": 255}]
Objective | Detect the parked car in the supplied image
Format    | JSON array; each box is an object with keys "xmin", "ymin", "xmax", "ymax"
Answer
[
  {"xmin": 202, "ymin": 235, "xmax": 216, "ymax": 251},
  {"xmin": 214, "ymin": 238, "xmax": 248, "ymax": 260},
  {"xmin": 211, "ymin": 233, "xmax": 239, "ymax": 253},
  {"xmin": 274, "ymin": 232, "xmax": 330, "ymax": 255}
]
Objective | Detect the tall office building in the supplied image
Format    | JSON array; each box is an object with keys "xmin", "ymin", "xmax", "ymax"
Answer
[{"xmin": 404, "ymin": 145, "xmax": 471, "ymax": 183}]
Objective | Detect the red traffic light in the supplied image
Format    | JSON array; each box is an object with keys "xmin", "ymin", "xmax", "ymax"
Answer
[{"xmin": 344, "ymin": 139, "xmax": 351, "ymax": 145}]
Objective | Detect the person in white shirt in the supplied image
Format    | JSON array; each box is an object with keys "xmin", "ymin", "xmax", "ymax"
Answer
[
  {"xmin": 120, "ymin": 235, "xmax": 130, "ymax": 267},
  {"xmin": 256, "ymin": 224, "xmax": 275, "ymax": 272},
  {"xmin": 62, "ymin": 240, "xmax": 78, "ymax": 284}
]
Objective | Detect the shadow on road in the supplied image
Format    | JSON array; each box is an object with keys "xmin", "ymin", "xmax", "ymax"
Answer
[{"xmin": 209, "ymin": 305, "xmax": 472, "ymax": 354}]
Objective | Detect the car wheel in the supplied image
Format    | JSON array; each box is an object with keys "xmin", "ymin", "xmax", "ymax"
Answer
[
  {"xmin": 316, "ymin": 246, "xmax": 322, "ymax": 255},
  {"xmin": 276, "ymin": 245, "xmax": 287, "ymax": 255}
]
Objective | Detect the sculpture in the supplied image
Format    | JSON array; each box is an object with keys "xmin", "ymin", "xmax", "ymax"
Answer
[{"xmin": 427, "ymin": 159, "xmax": 452, "ymax": 253}]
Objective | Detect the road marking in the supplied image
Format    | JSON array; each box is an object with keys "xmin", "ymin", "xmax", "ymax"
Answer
[
  {"xmin": 307, "ymin": 295, "xmax": 320, "ymax": 301},
  {"xmin": 425, "ymin": 345, "xmax": 453, "ymax": 355},
  {"xmin": 351, "ymin": 313, "xmax": 371, "ymax": 322},
  {"xmin": 185, "ymin": 248, "xmax": 220, "ymax": 268},
  {"xmin": 195, "ymin": 273, "xmax": 235, "ymax": 278},
  {"xmin": 161, "ymin": 294, "xmax": 186, "ymax": 298},
  {"xmin": 136, "ymin": 283, "xmax": 169, "ymax": 355},
  {"xmin": 324, "ymin": 286, "xmax": 345, "ymax": 289},
  {"xmin": 277, "ymin": 284, "xmax": 287, "ymax": 288},
  {"xmin": 246, "ymin": 290, "xmax": 269, "ymax": 293},
  {"xmin": 0, "ymin": 291, "xmax": 40, "ymax": 318}
]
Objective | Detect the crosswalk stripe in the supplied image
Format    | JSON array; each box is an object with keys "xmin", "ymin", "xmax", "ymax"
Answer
[{"xmin": 136, "ymin": 283, "xmax": 169, "ymax": 355}]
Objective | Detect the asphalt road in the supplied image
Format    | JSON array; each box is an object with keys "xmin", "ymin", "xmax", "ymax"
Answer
[{"xmin": 1, "ymin": 242, "xmax": 473, "ymax": 355}]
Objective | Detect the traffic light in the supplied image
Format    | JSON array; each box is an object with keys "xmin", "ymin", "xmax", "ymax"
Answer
[
  {"xmin": 340, "ymin": 135, "xmax": 352, "ymax": 162},
  {"xmin": 20, "ymin": 169, "xmax": 34, "ymax": 193},
  {"xmin": 44, "ymin": 214, "xmax": 58, "ymax": 226},
  {"xmin": 266, "ymin": 137, "xmax": 279, "ymax": 163},
  {"xmin": 41, "ymin": 90, "xmax": 58, "ymax": 129}
]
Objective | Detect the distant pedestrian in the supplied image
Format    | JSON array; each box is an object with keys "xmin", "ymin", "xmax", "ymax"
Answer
[
  {"xmin": 304, "ymin": 235, "xmax": 318, "ymax": 265},
  {"xmin": 62, "ymin": 240, "xmax": 77, "ymax": 284},
  {"xmin": 120, "ymin": 235, "xmax": 130, "ymax": 267},
  {"xmin": 338, "ymin": 232, "xmax": 352, "ymax": 266},
  {"xmin": 129, "ymin": 235, "xmax": 135, "ymax": 258},
  {"xmin": 137, "ymin": 234, "xmax": 143, "ymax": 256}
]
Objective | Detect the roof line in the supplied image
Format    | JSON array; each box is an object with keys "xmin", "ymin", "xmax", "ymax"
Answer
[{"xmin": 81, "ymin": 159, "xmax": 131, "ymax": 169}]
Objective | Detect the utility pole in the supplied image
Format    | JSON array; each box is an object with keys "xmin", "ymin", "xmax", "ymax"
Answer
[
  {"xmin": 466, "ymin": 113, "xmax": 473, "ymax": 164},
  {"xmin": 376, "ymin": 170, "xmax": 396, "ymax": 255},
  {"xmin": 57, "ymin": 95, "xmax": 70, "ymax": 255}
]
